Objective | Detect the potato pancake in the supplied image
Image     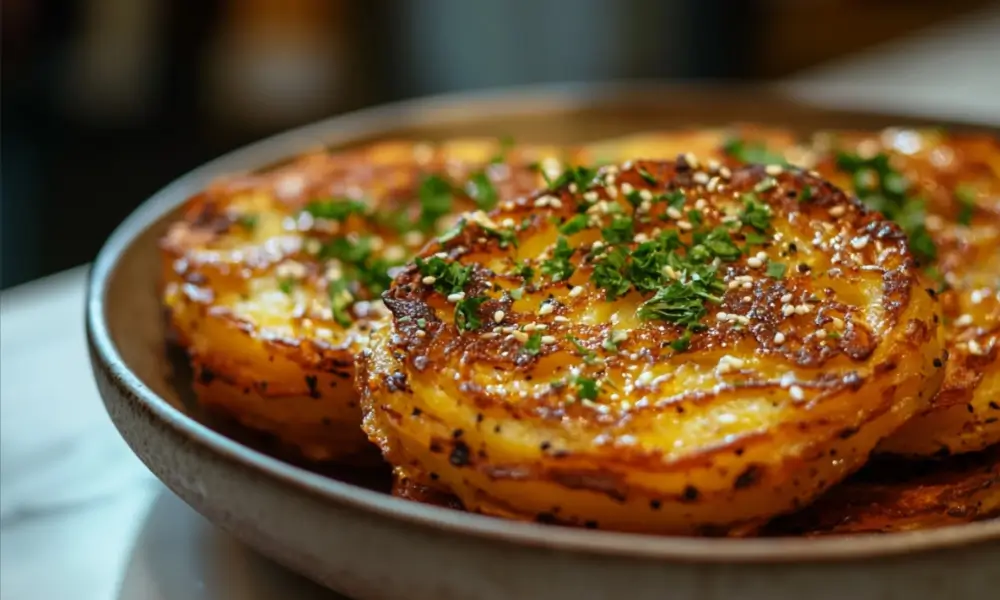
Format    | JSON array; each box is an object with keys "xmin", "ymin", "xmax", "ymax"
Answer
[
  {"xmin": 767, "ymin": 445, "xmax": 1000, "ymax": 535},
  {"xmin": 359, "ymin": 158, "xmax": 945, "ymax": 534},
  {"xmin": 589, "ymin": 127, "xmax": 1000, "ymax": 457},
  {"xmin": 805, "ymin": 130, "xmax": 1000, "ymax": 457},
  {"xmin": 161, "ymin": 139, "xmax": 561, "ymax": 462}
]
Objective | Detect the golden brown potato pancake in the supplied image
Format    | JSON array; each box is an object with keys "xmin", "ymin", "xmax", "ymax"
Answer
[
  {"xmin": 587, "ymin": 127, "xmax": 1000, "ymax": 457},
  {"xmin": 767, "ymin": 445, "xmax": 1000, "ymax": 535},
  {"xmin": 359, "ymin": 158, "xmax": 944, "ymax": 534},
  {"xmin": 161, "ymin": 139, "xmax": 561, "ymax": 462}
]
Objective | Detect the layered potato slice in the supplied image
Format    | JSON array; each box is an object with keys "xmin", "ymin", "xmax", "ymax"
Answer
[
  {"xmin": 768, "ymin": 445, "xmax": 1000, "ymax": 535},
  {"xmin": 161, "ymin": 139, "xmax": 561, "ymax": 462},
  {"xmin": 805, "ymin": 129, "xmax": 1000, "ymax": 456},
  {"xmin": 359, "ymin": 158, "xmax": 945, "ymax": 534},
  {"xmin": 587, "ymin": 127, "xmax": 1000, "ymax": 457}
]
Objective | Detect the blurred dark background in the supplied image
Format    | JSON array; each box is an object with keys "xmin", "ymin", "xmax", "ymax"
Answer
[{"xmin": 1, "ymin": 0, "xmax": 993, "ymax": 289}]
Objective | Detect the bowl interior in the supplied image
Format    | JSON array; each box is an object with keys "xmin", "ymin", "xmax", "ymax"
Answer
[{"xmin": 90, "ymin": 83, "xmax": 1000, "ymax": 562}]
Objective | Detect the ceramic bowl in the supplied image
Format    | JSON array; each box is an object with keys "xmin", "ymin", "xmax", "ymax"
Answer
[{"xmin": 86, "ymin": 82, "xmax": 1000, "ymax": 600}]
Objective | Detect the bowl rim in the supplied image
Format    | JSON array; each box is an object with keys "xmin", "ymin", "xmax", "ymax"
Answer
[{"xmin": 86, "ymin": 80, "xmax": 1000, "ymax": 564}]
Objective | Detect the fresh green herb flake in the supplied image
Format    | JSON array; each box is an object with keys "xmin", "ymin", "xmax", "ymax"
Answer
[
  {"xmin": 417, "ymin": 174, "xmax": 454, "ymax": 230},
  {"xmin": 540, "ymin": 237, "xmax": 576, "ymax": 282},
  {"xmin": 559, "ymin": 214, "xmax": 590, "ymax": 235},
  {"xmin": 415, "ymin": 256, "xmax": 472, "ymax": 295},
  {"xmin": 723, "ymin": 138, "xmax": 787, "ymax": 165},
  {"xmin": 638, "ymin": 168, "xmax": 658, "ymax": 185},
  {"xmin": 306, "ymin": 199, "xmax": 368, "ymax": 222},
  {"xmin": 454, "ymin": 296, "xmax": 487, "ymax": 332},
  {"xmin": 467, "ymin": 172, "xmax": 498, "ymax": 210},
  {"xmin": 766, "ymin": 261, "xmax": 787, "ymax": 279},
  {"xmin": 523, "ymin": 332, "xmax": 543, "ymax": 355}
]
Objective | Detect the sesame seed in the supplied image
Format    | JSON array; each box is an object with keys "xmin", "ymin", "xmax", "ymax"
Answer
[
  {"xmin": 968, "ymin": 340, "xmax": 986, "ymax": 356},
  {"xmin": 828, "ymin": 206, "xmax": 846, "ymax": 217},
  {"xmin": 773, "ymin": 332, "xmax": 786, "ymax": 344},
  {"xmin": 677, "ymin": 220, "xmax": 693, "ymax": 231},
  {"xmin": 719, "ymin": 166, "xmax": 732, "ymax": 179},
  {"xmin": 538, "ymin": 303, "xmax": 554, "ymax": 316},
  {"xmin": 523, "ymin": 323, "xmax": 537, "ymax": 332},
  {"xmin": 782, "ymin": 304, "xmax": 795, "ymax": 317},
  {"xmin": 765, "ymin": 164, "xmax": 784, "ymax": 176},
  {"xmin": 501, "ymin": 201, "xmax": 516, "ymax": 211},
  {"xmin": 480, "ymin": 332, "xmax": 499, "ymax": 339},
  {"xmin": 742, "ymin": 281, "xmax": 753, "ymax": 289},
  {"xmin": 415, "ymin": 330, "xmax": 426, "ymax": 338},
  {"xmin": 694, "ymin": 198, "xmax": 707, "ymax": 210},
  {"xmin": 591, "ymin": 240, "xmax": 604, "ymax": 250},
  {"xmin": 693, "ymin": 172, "xmax": 709, "ymax": 185},
  {"xmin": 639, "ymin": 189, "xmax": 653, "ymax": 201},
  {"xmin": 568, "ymin": 183, "xmax": 578, "ymax": 193},
  {"xmin": 728, "ymin": 280, "xmax": 740, "ymax": 289},
  {"xmin": 742, "ymin": 295, "xmax": 752, "ymax": 302},
  {"xmin": 747, "ymin": 257, "xmax": 763, "ymax": 268},
  {"xmin": 422, "ymin": 276, "xmax": 437, "ymax": 285},
  {"xmin": 832, "ymin": 317, "xmax": 845, "ymax": 329},
  {"xmin": 549, "ymin": 198, "xmax": 563, "ymax": 209},
  {"xmin": 554, "ymin": 315, "xmax": 570, "ymax": 323},
  {"xmin": 541, "ymin": 336, "xmax": 556, "ymax": 344},
  {"xmin": 501, "ymin": 218, "xmax": 515, "ymax": 228},
  {"xmin": 716, "ymin": 311, "xmax": 730, "ymax": 321},
  {"xmin": 794, "ymin": 304, "xmax": 811, "ymax": 315},
  {"xmin": 683, "ymin": 152, "xmax": 699, "ymax": 169},
  {"xmin": 666, "ymin": 207, "xmax": 683, "ymax": 220},
  {"xmin": 755, "ymin": 251, "xmax": 768, "ymax": 260},
  {"xmin": 493, "ymin": 310, "xmax": 505, "ymax": 324},
  {"xmin": 707, "ymin": 159, "xmax": 721, "ymax": 172},
  {"xmin": 706, "ymin": 177, "xmax": 720, "ymax": 193},
  {"xmin": 850, "ymin": 235, "xmax": 870, "ymax": 250},
  {"xmin": 447, "ymin": 292, "xmax": 466, "ymax": 303},
  {"xmin": 569, "ymin": 286, "xmax": 585, "ymax": 298},
  {"xmin": 583, "ymin": 191, "xmax": 598, "ymax": 202},
  {"xmin": 816, "ymin": 330, "xmax": 827, "ymax": 340},
  {"xmin": 789, "ymin": 385, "xmax": 805, "ymax": 401},
  {"xmin": 512, "ymin": 331, "xmax": 529, "ymax": 343},
  {"xmin": 954, "ymin": 314, "xmax": 974, "ymax": 328},
  {"xmin": 620, "ymin": 182, "xmax": 635, "ymax": 196},
  {"xmin": 971, "ymin": 290, "xmax": 985, "ymax": 304},
  {"xmin": 781, "ymin": 293, "xmax": 793, "ymax": 303}
]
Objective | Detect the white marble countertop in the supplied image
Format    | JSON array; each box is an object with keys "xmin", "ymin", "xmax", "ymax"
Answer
[{"xmin": 2, "ymin": 7, "xmax": 999, "ymax": 599}]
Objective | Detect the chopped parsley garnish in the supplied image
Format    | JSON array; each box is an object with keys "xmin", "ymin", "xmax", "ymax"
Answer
[
  {"xmin": 319, "ymin": 236, "xmax": 397, "ymax": 295},
  {"xmin": 739, "ymin": 193, "xmax": 773, "ymax": 232},
  {"xmin": 278, "ymin": 278, "xmax": 295, "ymax": 294},
  {"xmin": 601, "ymin": 215, "xmax": 634, "ymax": 245},
  {"xmin": 956, "ymin": 184, "xmax": 976, "ymax": 226},
  {"xmin": 417, "ymin": 174, "xmax": 454, "ymax": 230},
  {"xmin": 454, "ymin": 295, "xmax": 487, "ymax": 331},
  {"xmin": 566, "ymin": 335, "xmax": 598, "ymax": 364},
  {"xmin": 636, "ymin": 275, "xmax": 724, "ymax": 327},
  {"xmin": 670, "ymin": 331, "xmax": 692, "ymax": 352},
  {"xmin": 415, "ymin": 256, "xmax": 472, "ymax": 295},
  {"xmin": 466, "ymin": 172, "xmax": 498, "ymax": 210},
  {"xmin": 591, "ymin": 246, "xmax": 632, "ymax": 300},
  {"xmin": 834, "ymin": 151, "xmax": 937, "ymax": 264},
  {"xmin": 559, "ymin": 214, "xmax": 590, "ymax": 235},
  {"xmin": 327, "ymin": 278, "xmax": 354, "ymax": 327},
  {"xmin": 545, "ymin": 165, "xmax": 599, "ymax": 191},
  {"xmin": 236, "ymin": 213, "xmax": 259, "ymax": 231},
  {"xmin": 638, "ymin": 167, "xmax": 658, "ymax": 185},
  {"xmin": 540, "ymin": 237, "xmax": 575, "ymax": 282},
  {"xmin": 512, "ymin": 260, "xmax": 535, "ymax": 283},
  {"xmin": 574, "ymin": 376, "xmax": 600, "ymax": 401},
  {"xmin": 799, "ymin": 185, "xmax": 814, "ymax": 202},
  {"xmin": 743, "ymin": 231, "xmax": 768, "ymax": 246},
  {"xmin": 523, "ymin": 332, "xmax": 543, "ymax": 355},
  {"xmin": 306, "ymin": 199, "xmax": 367, "ymax": 222},
  {"xmin": 658, "ymin": 190, "xmax": 686, "ymax": 209},
  {"xmin": 722, "ymin": 138, "xmax": 787, "ymax": 165},
  {"xmin": 766, "ymin": 261, "xmax": 787, "ymax": 279},
  {"xmin": 690, "ymin": 227, "xmax": 742, "ymax": 262}
]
